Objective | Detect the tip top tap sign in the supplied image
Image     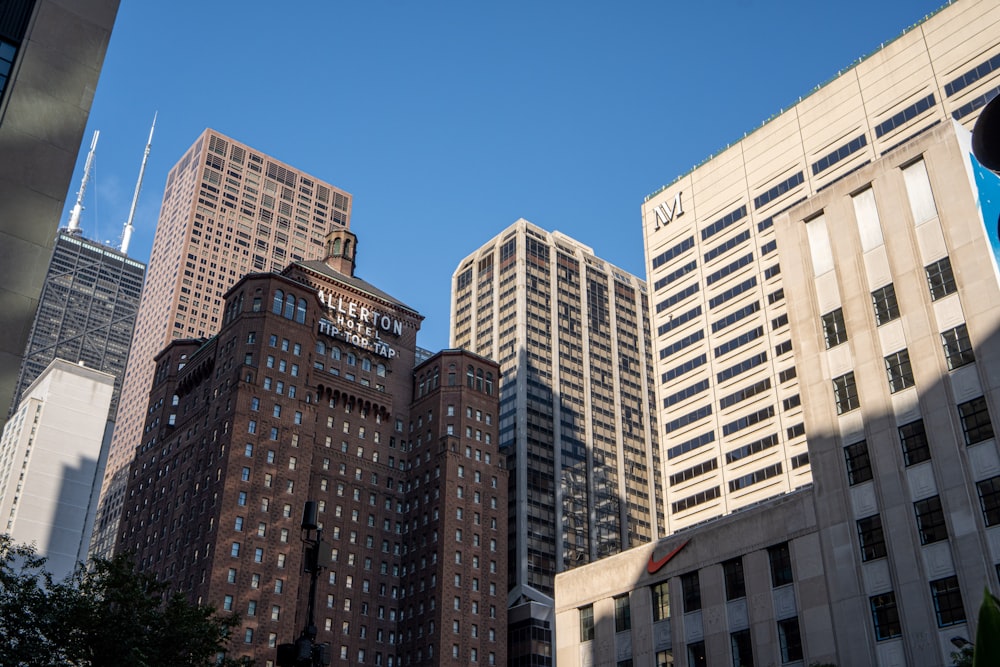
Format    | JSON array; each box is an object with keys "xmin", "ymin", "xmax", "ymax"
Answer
[{"xmin": 316, "ymin": 289, "xmax": 402, "ymax": 359}]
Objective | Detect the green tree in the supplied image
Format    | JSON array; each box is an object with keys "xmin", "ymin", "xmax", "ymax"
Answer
[{"xmin": 0, "ymin": 536, "xmax": 251, "ymax": 666}]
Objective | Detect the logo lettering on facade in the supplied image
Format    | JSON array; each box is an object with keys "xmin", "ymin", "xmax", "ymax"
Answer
[
  {"xmin": 653, "ymin": 191, "xmax": 684, "ymax": 231},
  {"xmin": 316, "ymin": 289, "xmax": 402, "ymax": 359},
  {"xmin": 646, "ymin": 538, "xmax": 690, "ymax": 575}
]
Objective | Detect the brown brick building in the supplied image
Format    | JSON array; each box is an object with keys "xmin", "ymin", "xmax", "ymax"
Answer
[
  {"xmin": 97, "ymin": 130, "xmax": 354, "ymax": 558},
  {"xmin": 402, "ymin": 349, "xmax": 507, "ymax": 666},
  {"xmin": 117, "ymin": 231, "xmax": 506, "ymax": 666}
]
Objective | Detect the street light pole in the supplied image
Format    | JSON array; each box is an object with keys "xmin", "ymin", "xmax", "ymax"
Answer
[{"xmin": 276, "ymin": 501, "xmax": 331, "ymax": 667}]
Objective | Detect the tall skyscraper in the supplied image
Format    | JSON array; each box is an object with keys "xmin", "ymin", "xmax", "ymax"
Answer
[
  {"xmin": 640, "ymin": 0, "xmax": 1000, "ymax": 533},
  {"xmin": 451, "ymin": 219, "xmax": 661, "ymax": 664},
  {"xmin": 10, "ymin": 228, "xmax": 145, "ymax": 419},
  {"xmin": 94, "ymin": 130, "xmax": 354, "ymax": 557},
  {"xmin": 0, "ymin": 358, "xmax": 114, "ymax": 580},
  {"xmin": 117, "ymin": 233, "xmax": 508, "ymax": 666},
  {"xmin": 0, "ymin": 0, "xmax": 120, "ymax": 427}
]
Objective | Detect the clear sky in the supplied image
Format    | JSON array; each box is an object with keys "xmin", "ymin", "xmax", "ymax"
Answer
[{"xmin": 65, "ymin": 0, "xmax": 947, "ymax": 351}]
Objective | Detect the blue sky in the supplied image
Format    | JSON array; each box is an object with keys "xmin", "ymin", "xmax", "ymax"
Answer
[{"xmin": 66, "ymin": 0, "xmax": 946, "ymax": 350}]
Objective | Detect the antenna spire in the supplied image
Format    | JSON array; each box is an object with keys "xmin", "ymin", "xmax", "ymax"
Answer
[
  {"xmin": 67, "ymin": 130, "xmax": 99, "ymax": 233},
  {"xmin": 120, "ymin": 112, "xmax": 156, "ymax": 254}
]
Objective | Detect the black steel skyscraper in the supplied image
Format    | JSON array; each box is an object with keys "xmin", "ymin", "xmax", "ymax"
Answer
[{"xmin": 10, "ymin": 228, "xmax": 145, "ymax": 419}]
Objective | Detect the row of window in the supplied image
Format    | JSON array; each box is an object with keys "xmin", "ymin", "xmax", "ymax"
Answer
[{"xmin": 582, "ymin": 544, "xmax": 798, "ymax": 662}]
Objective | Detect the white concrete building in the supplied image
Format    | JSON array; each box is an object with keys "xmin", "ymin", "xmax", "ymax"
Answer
[{"xmin": 0, "ymin": 358, "xmax": 113, "ymax": 579}]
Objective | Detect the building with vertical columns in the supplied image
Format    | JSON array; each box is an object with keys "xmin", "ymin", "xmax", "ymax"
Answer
[
  {"xmin": 94, "ymin": 130, "xmax": 353, "ymax": 558},
  {"xmin": 0, "ymin": 0, "xmax": 120, "ymax": 431},
  {"xmin": 451, "ymin": 219, "xmax": 662, "ymax": 665},
  {"xmin": 554, "ymin": 116, "xmax": 1000, "ymax": 667},
  {"xmin": 640, "ymin": 0, "xmax": 1000, "ymax": 533}
]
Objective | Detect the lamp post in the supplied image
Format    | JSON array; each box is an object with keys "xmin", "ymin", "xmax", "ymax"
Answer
[{"xmin": 276, "ymin": 501, "xmax": 331, "ymax": 667}]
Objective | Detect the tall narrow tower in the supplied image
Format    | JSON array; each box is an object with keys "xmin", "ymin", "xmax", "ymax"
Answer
[
  {"xmin": 93, "ymin": 129, "xmax": 354, "ymax": 558},
  {"xmin": 451, "ymin": 219, "xmax": 662, "ymax": 663}
]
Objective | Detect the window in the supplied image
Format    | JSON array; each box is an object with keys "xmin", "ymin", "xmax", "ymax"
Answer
[
  {"xmin": 871, "ymin": 284, "xmax": 900, "ymax": 325},
  {"xmin": 614, "ymin": 594, "xmax": 631, "ymax": 632},
  {"xmin": 844, "ymin": 440, "xmax": 873, "ymax": 485},
  {"xmin": 959, "ymin": 397, "xmax": 994, "ymax": 445},
  {"xmin": 579, "ymin": 605, "xmax": 594, "ymax": 641},
  {"xmin": 822, "ymin": 308, "xmax": 848, "ymax": 348},
  {"xmin": 899, "ymin": 419, "xmax": 931, "ymax": 466},
  {"xmin": 681, "ymin": 572, "xmax": 701, "ymax": 612},
  {"xmin": 857, "ymin": 515, "xmax": 887, "ymax": 561},
  {"xmin": 914, "ymin": 496, "xmax": 948, "ymax": 545},
  {"xmin": 925, "ymin": 257, "xmax": 957, "ymax": 300},
  {"xmin": 656, "ymin": 650, "xmax": 673, "ymax": 667},
  {"xmin": 731, "ymin": 629, "xmax": 754, "ymax": 667},
  {"xmin": 651, "ymin": 581, "xmax": 670, "ymax": 621},
  {"xmin": 687, "ymin": 641, "xmax": 706, "ymax": 667},
  {"xmin": 942, "ymin": 324, "xmax": 975, "ymax": 369},
  {"xmin": 977, "ymin": 476, "xmax": 1000, "ymax": 526},
  {"xmin": 777, "ymin": 617, "xmax": 803, "ymax": 662},
  {"xmin": 768, "ymin": 543, "xmax": 793, "ymax": 587},
  {"xmin": 928, "ymin": 576, "xmax": 968, "ymax": 629},
  {"xmin": 870, "ymin": 592, "xmax": 902, "ymax": 640},
  {"xmin": 723, "ymin": 557, "xmax": 746, "ymax": 600},
  {"xmin": 884, "ymin": 349, "xmax": 914, "ymax": 393},
  {"xmin": 833, "ymin": 372, "xmax": 860, "ymax": 414}
]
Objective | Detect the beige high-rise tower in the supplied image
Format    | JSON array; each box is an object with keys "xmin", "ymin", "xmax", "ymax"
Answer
[
  {"xmin": 92, "ymin": 129, "xmax": 352, "ymax": 556},
  {"xmin": 641, "ymin": 0, "xmax": 1000, "ymax": 534}
]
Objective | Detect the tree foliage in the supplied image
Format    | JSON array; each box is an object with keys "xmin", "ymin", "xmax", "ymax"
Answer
[{"xmin": 0, "ymin": 536, "xmax": 251, "ymax": 667}]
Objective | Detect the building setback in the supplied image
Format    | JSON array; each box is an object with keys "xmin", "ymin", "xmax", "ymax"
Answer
[
  {"xmin": 641, "ymin": 0, "xmax": 1000, "ymax": 533},
  {"xmin": 451, "ymin": 219, "xmax": 661, "ymax": 664},
  {"xmin": 554, "ymin": 83, "xmax": 1000, "ymax": 667},
  {"xmin": 117, "ymin": 232, "xmax": 507, "ymax": 666},
  {"xmin": 10, "ymin": 229, "xmax": 145, "ymax": 420},
  {"xmin": 96, "ymin": 130, "xmax": 353, "ymax": 558},
  {"xmin": 0, "ymin": 0, "xmax": 119, "ymax": 431}
]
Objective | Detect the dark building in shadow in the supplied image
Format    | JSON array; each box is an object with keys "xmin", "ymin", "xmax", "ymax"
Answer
[{"xmin": 0, "ymin": 0, "xmax": 120, "ymax": 431}]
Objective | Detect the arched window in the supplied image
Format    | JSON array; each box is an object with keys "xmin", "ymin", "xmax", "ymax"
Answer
[
  {"xmin": 347, "ymin": 353, "xmax": 356, "ymax": 366},
  {"xmin": 376, "ymin": 363, "xmax": 386, "ymax": 378},
  {"xmin": 344, "ymin": 239, "xmax": 352, "ymax": 257},
  {"xmin": 272, "ymin": 290, "xmax": 284, "ymax": 314},
  {"xmin": 476, "ymin": 369, "xmax": 484, "ymax": 392},
  {"xmin": 362, "ymin": 358, "xmax": 372, "ymax": 372},
  {"xmin": 284, "ymin": 294, "xmax": 295, "ymax": 319},
  {"xmin": 467, "ymin": 366, "xmax": 475, "ymax": 388},
  {"xmin": 432, "ymin": 367, "xmax": 440, "ymax": 388},
  {"xmin": 485, "ymin": 373, "xmax": 494, "ymax": 395},
  {"xmin": 316, "ymin": 341, "xmax": 326, "ymax": 355},
  {"xmin": 331, "ymin": 347, "xmax": 342, "ymax": 361},
  {"xmin": 418, "ymin": 376, "xmax": 426, "ymax": 397},
  {"xmin": 296, "ymin": 298, "xmax": 307, "ymax": 323},
  {"xmin": 332, "ymin": 237, "xmax": 342, "ymax": 255},
  {"xmin": 448, "ymin": 364, "xmax": 457, "ymax": 386}
]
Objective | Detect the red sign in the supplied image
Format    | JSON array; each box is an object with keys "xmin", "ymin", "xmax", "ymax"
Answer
[{"xmin": 647, "ymin": 538, "xmax": 690, "ymax": 575}]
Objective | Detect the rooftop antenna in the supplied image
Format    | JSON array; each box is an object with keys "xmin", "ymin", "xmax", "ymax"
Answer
[
  {"xmin": 67, "ymin": 130, "xmax": 99, "ymax": 233},
  {"xmin": 120, "ymin": 112, "xmax": 156, "ymax": 255}
]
